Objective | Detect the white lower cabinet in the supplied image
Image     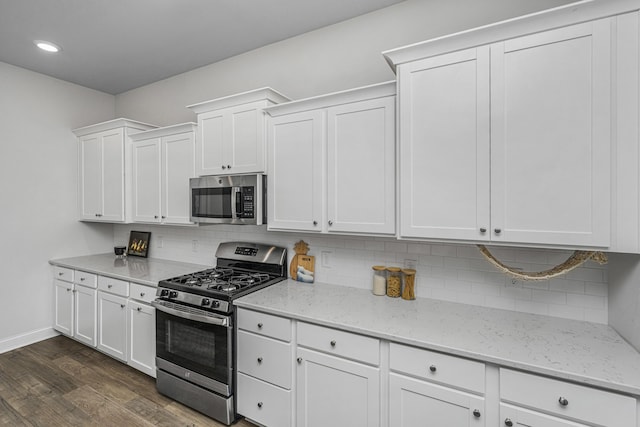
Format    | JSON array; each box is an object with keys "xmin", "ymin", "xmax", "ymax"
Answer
[
  {"xmin": 500, "ymin": 369, "xmax": 636, "ymax": 427},
  {"xmin": 389, "ymin": 373, "xmax": 484, "ymax": 426},
  {"xmin": 54, "ymin": 278, "xmax": 74, "ymax": 336},
  {"xmin": 73, "ymin": 284, "xmax": 97, "ymax": 347},
  {"xmin": 97, "ymin": 276, "xmax": 130, "ymax": 362},
  {"xmin": 296, "ymin": 347, "xmax": 380, "ymax": 427},
  {"xmin": 236, "ymin": 308, "xmax": 293, "ymax": 427},
  {"xmin": 127, "ymin": 299, "xmax": 155, "ymax": 377}
]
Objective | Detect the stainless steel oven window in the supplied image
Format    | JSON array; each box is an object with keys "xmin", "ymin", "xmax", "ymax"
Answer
[{"xmin": 156, "ymin": 309, "xmax": 233, "ymax": 387}]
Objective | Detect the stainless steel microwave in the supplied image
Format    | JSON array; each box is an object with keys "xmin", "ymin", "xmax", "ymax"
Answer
[{"xmin": 189, "ymin": 174, "xmax": 266, "ymax": 225}]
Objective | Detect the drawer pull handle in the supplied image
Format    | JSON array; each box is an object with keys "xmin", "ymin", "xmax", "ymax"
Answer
[
  {"xmin": 257, "ymin": 402, "xmax": 263, "ymax": 408},
  {"xmin": 257, "ymin": 322, "xmax": 263, "ymax": 329},
  {"xmin": 429, "ymin": 365, "xmax": 437, "ymax": 373},
  {"xmin": 494, "ymin": 228, "xmax": 502, "ymax": 234},
  {"xmin": 58, "ymin": 272, "xmax": 64, "ymax": 276},
  {"xmin": 504, "ymin": 419, "xmax": 513, "ymax": 427},
  {"xmin": 67, "ymin": 288, "xmax": 72, "ymax": 292},
  {"xmin": 473, "ymin": 409, "xmax": 481, "ymax": 418},
  {"xmin": 257, "ymin": 357, "xmax": 263, "ymax": 364},
  {"xmin": 120, "ymin": 304, "xmax": 125, "ymax": 309},
  {"xmin": 558, "ymin": 397, "xmax": 569, "ymax": 406},
  {"xmin": 330, "ymin": 340, "xmax": 336, "ymax": 347},
  {"xmin": 479, "ymin": 227, "xmax": 487, "ymax": 233},
  {"xmin": 140, "ymin": 293, "xmax": 145, "ymax": 297},
  {"xmin": 137, "ymin": 307, "xmax": 142, "ymax": 312},
  {"xmin": 80, "ymin": 277, "xmax": 85, "ymax": 281},
  {"xmin": 297, "ymin": 357, "xmax": 302, "ymax": 364},
  {"xmin": 108, "ymin": 284, "xmax": 113, "ymax": 289}
]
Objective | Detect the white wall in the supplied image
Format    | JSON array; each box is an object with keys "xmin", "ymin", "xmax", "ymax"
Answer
[
  {"xmin": 0, "ymin": 62, "xmax": 116, "ymax": 352},
  {"xmin": 608, "ymin": 254, "xmax": 640, "ymax": 350},
  {"xmin": 114, "ymin": 0, "xmax": 576, "ymax": 125}
]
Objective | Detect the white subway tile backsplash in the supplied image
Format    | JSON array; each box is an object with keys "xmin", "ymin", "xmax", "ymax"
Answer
[{"xmin": 114, "ymin": 225, "xmax": 609, "ymax": 324}]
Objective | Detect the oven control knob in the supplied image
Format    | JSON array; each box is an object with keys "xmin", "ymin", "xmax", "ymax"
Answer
[
  {"xmin": 212, "ymin": 300, "xmax": 220, "ymax": 308},
  {"xmin": 160, "ymin": 289, "xmax": 169, "ymax": 297},
  {"xmin": 169, "ymin": 291, "xmax": 178, "ymax": 299},
  {"xmin": 201, "ymin": 298, "xmax": 210, "ymax": 306}
]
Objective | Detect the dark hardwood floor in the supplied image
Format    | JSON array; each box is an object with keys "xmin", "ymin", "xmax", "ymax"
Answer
[{"xmin": 0, "ymin": 336, "xmax": 256, "ymax": 427}]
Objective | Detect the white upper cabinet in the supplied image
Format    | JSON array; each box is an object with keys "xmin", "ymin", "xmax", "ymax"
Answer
[
  {"xmin": 385, "ymin": 3, "xmax": 622, "ymax": 249},
  {"xmin": 131, "ymin": 123, "xmax": 196, "ymax": 225},
  {"xmin": 187, "ymin": 88, "xmax": 290, "ymax": 176},
  {"xmin": 265, "ymin": 82, "xmax": 396, "ymax": 235},
  {"xmin": 74, "ymin": 118, "xmax": 156, "ymax": 223}
]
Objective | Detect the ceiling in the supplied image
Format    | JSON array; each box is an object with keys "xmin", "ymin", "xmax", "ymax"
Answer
[{"xmin": 0, "ymin": 0, "xmax": 406, "ymax": 95}]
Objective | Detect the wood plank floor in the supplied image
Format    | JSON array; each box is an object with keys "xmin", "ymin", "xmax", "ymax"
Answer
[{"xmin": 0, "ymin": 336, "xmax": 256, "ymax": 427}]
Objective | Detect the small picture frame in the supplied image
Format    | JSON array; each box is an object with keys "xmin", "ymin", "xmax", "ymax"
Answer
[{"xmin": 127, "ymin": 231, "xmax": 151, "ymax": 258}]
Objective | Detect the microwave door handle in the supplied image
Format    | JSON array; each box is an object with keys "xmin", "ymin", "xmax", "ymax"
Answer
[{"xmin": 231, "ymin": 187, "xmax": 241, "ymax": 219}]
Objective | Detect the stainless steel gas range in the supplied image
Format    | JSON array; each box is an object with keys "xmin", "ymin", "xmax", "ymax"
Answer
[{"xmin": 152, "ymin": 241, "xmax": 287, "ymax": 425}]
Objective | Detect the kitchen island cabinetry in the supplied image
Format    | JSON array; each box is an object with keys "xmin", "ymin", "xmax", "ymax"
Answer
[
  {"xmin": 265, "ymin": 82, "xmax": 395, "ymax": 235},
  {"xmin": 388, "ymin": 17, "xmax": 612, "ymax": 248},
  {"xmin": 187, "ymin": 88, "xmax": 290, "ymax": 176},
  {"xmin": 73, "ymin": 119, "xmax": 156, "ymax": 223},
  {"xmin": 130, "ymin": 123, "xmax": 196, "ymax": 225}
]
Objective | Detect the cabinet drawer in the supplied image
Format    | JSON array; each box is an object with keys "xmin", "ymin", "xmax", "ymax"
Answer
[
  {"xmin": 129, "ymin": 282, "xmax": 155, "ymax": 303},
  {"xmin": 390, "ymin": 343, "xmax": 485, "ymax": 394},
  {"xmin": 237, "ymin": 330, "xmax": 292, "ymax": 389},
  {"xmin": 297, "ymin": 322, "xmax": 379, "ymax": 366},
  {"xmin": 53, "ymin": 266, "xmax": 74, "ymax": 282},
  {"xmin": 237, "ymin": 372, "xmax": 291, "ymax": 427},
  {"xmin": 237, "ymin": 308, "xmax": 291, "ymax": 342},
  {"xmin": 500, "ymin": 369, "xmax": 636, "ymax": 426},
  {"xmin": 98, "ymin": 276, "xmax": 129, "ymax": 297},
  {"xmin": 74, "ymin": 271, "xmax": 97, "ymax": 288}
]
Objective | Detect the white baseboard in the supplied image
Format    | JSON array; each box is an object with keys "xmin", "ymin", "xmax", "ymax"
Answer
[{"xmin": 0, "ymin": 327, "xmax": 59, "ymax": 354}]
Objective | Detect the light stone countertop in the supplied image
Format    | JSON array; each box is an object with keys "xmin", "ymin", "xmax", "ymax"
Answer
[
  {"xmin": 49, "ymin": 253, "xmax": 210, "ymax": 286},
  {"xmin": 234, "ymin": 279, "xmax": 640, "ymax": 396}
]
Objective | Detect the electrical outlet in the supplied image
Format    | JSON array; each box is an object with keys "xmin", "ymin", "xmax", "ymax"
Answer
[
  {"xmin": 403, "ymin": 259, "xmax": 417, "ymax": 269},
  {"xmin": 321, "ymin": 251, "xmax": 332, "ymax": 268},
  {"xmin": 157, "ymin": 236, "xmax": 163, "ymax": 248},
  {"xmin": 192, "ymin": 240, "xmax": 198, "ymax": 252}
]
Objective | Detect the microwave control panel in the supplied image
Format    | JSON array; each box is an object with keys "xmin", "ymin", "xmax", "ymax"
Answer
[{"xmin": 239, "ymin": 186, "xmax": 254, "ymax": 218}]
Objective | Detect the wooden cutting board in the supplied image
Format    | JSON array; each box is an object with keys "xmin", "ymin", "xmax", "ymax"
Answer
[{"xmin": 290, "ymin": 240, "xmax": 315, "ymax": 283}]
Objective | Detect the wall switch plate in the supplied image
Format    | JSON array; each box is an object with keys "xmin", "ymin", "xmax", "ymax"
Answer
[
  {"xmin": 157, "ymin": 236, "xmax": 163, "ymax": 248},
  {"xmin": 192, "ymin": 240, "xmax": 198, "ymax": 252},
  {"xmin": 404, "ymin": 259, "xmax": 417, "ymax": 269},
  {"xmin": 321, "ymin": 251, "xmax": 332, "ymax": 268}
]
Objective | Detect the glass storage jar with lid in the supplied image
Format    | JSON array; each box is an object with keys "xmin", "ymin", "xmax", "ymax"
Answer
[
  {"xmin": 386, "ymin": 267, "xmax": 402, "ymax": 298},
  {"xmin": 372, "ymin": 266, "xmax": 386, "ymax": 296}
]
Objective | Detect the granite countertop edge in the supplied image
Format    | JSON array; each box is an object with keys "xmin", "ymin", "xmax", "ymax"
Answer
[{"xmin": 234, "ymin": 279, "xmax": 640, "ymax": 397}]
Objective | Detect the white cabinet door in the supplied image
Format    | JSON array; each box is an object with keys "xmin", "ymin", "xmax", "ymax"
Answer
[
  {"xmin": 196, "ymin": 101, "xmax": 267, "ymax": 176},
  {"xmin": 500, "ymin": 403, "xmax": 589, "ymax": 427},
  {"xmin": 327, "ymin": 96, "xmax": 396, "ymax": 235},
  {"xmin": 100, "ymin": 129, "xmax": 126, "ymax": 222},
  {"xmin": 389, "ymin": 373, "xmax": 485, "ymax": 427},
  {"xmin": 97, "ymin": 291, "xmax": 128, "ymax": 362},
  {"xmin": 74, "ymin": 284, "xmax": 97, "ymax": 347},
  {"xmin": 127, "ymin": 300, "xmax": 155, "ymax": 377},
  {"xmin": 54, "ymin": 279, "xmax": 74, "ymax": 336},
  {"xmin": 78, "ymin": 134, "xmax": 103, "ymax": 220},
  {"xmin": 132, "ymin": 138, "xmax": 161, "ymax": 223},
  {"xmin": 267, "ymin": 110, "xmax": 324, "ymax": 232},
  {"xmin": 296, "ymin": 347, "xmax": 380, "ymax": 427},
  {"xmin": 490, "ymin": 19, "xmax": 611, "ymax": 246},
  {"xmin": 398, "ymin": 46, "xmax": 491, "ymax": 241},
  {"xmin": 162, "ymin": 131, "xmax": 195, "ymax": 224}
]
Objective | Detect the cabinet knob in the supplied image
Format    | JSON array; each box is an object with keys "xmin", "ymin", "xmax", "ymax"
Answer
[
  {"xmin": 120, "ymin": 304, "xmax": 125, "ymax": 309},
  {"xmin": 257, "ymin": 357, "xmax": 263, "ymax": 364},
  {"xmin": 313, "ymin": 221, "xmax": 318, "ymax": 226},
  {"xmin": 137, "ymin": 307, "xmax": 142, "ymax": 312},
  {"xmin": 221, "ymin": 165, "xmax": 227, "ymax": 169},
  {"xmin": 558, "ymin": 396, "xmax": 569, "ymax": 406},
  {"xmin": 297, "ymin": 357, "xmax": 302, "ymax": 364},
  {"xmin": 66, "ymin": 288, "xmax": 72, "ymax": 292},
  {"xmin": 161, "ymin": 216, "xmax": 166, "ymax": 219},
  {"xmin": 473, "ymin": 409, "xmax": 481, "ymax": 418},
  {"xmin": 154, "ymin": 215, "xmax": 159, "ymax": 219},
  {"xmin": 257, "ymin": 322, "xmax": 263, "ymax": 329},
  {"xmin": 504, "ymin": 419, "xmax": 513, "ymax": 427},
  {"xmin": 330, "ymin": 340, "xmax": 336, "ymax": 347},
  {"xmin": 227, "ymin": 165, "xmax": 231, "ymax": 169},
  {"xmin": 494, "ymin": 228, "xmax": 502, "ymax": 234},
  {"xmin": 140, "ymin": 292, "xmax": 145, "ymax": 297},
  {"xmin": 257, "ymin": 402, "xmax": 263, "ymax": 408},
  {"xmin": 80, "ymin": 277, "xmax": 85, "ymax": 281},
  {"xmin": 58, "ymin": 272, "xmax": 64, "ymax": 276},
  {"xmin": 479, "ymin": 227, "xmax": 487, "ymax": 233},
  {"xmin": 108, "ymin": 284, "xmax": 113, "ymax": 289},
  {"xmin": 429, "ymin": 365, "xmax": 437, "ymax": 373},
  {"xmin": 328, "ymin": 220, "xmax": 333, "ymax": 226}
]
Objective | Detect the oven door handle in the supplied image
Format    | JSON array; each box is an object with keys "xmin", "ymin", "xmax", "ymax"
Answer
[{"xmin": 151, "ymin": 301, "xmax": 231, "ymax": 327}]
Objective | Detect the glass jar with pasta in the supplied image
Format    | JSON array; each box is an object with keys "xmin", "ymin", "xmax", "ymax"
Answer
[{"xmin": 386, "ymin": 267, "xmax": 402, "ymax": 298}]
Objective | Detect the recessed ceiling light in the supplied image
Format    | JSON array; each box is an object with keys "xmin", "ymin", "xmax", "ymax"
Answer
[{"xmin": 34, "ymin": 40, "xmax": 62, "ymax": 53}]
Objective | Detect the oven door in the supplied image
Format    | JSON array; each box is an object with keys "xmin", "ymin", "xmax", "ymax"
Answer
[{"xmin": 153, "ymin": 300, "xmax": 233, "ymax": 396}]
